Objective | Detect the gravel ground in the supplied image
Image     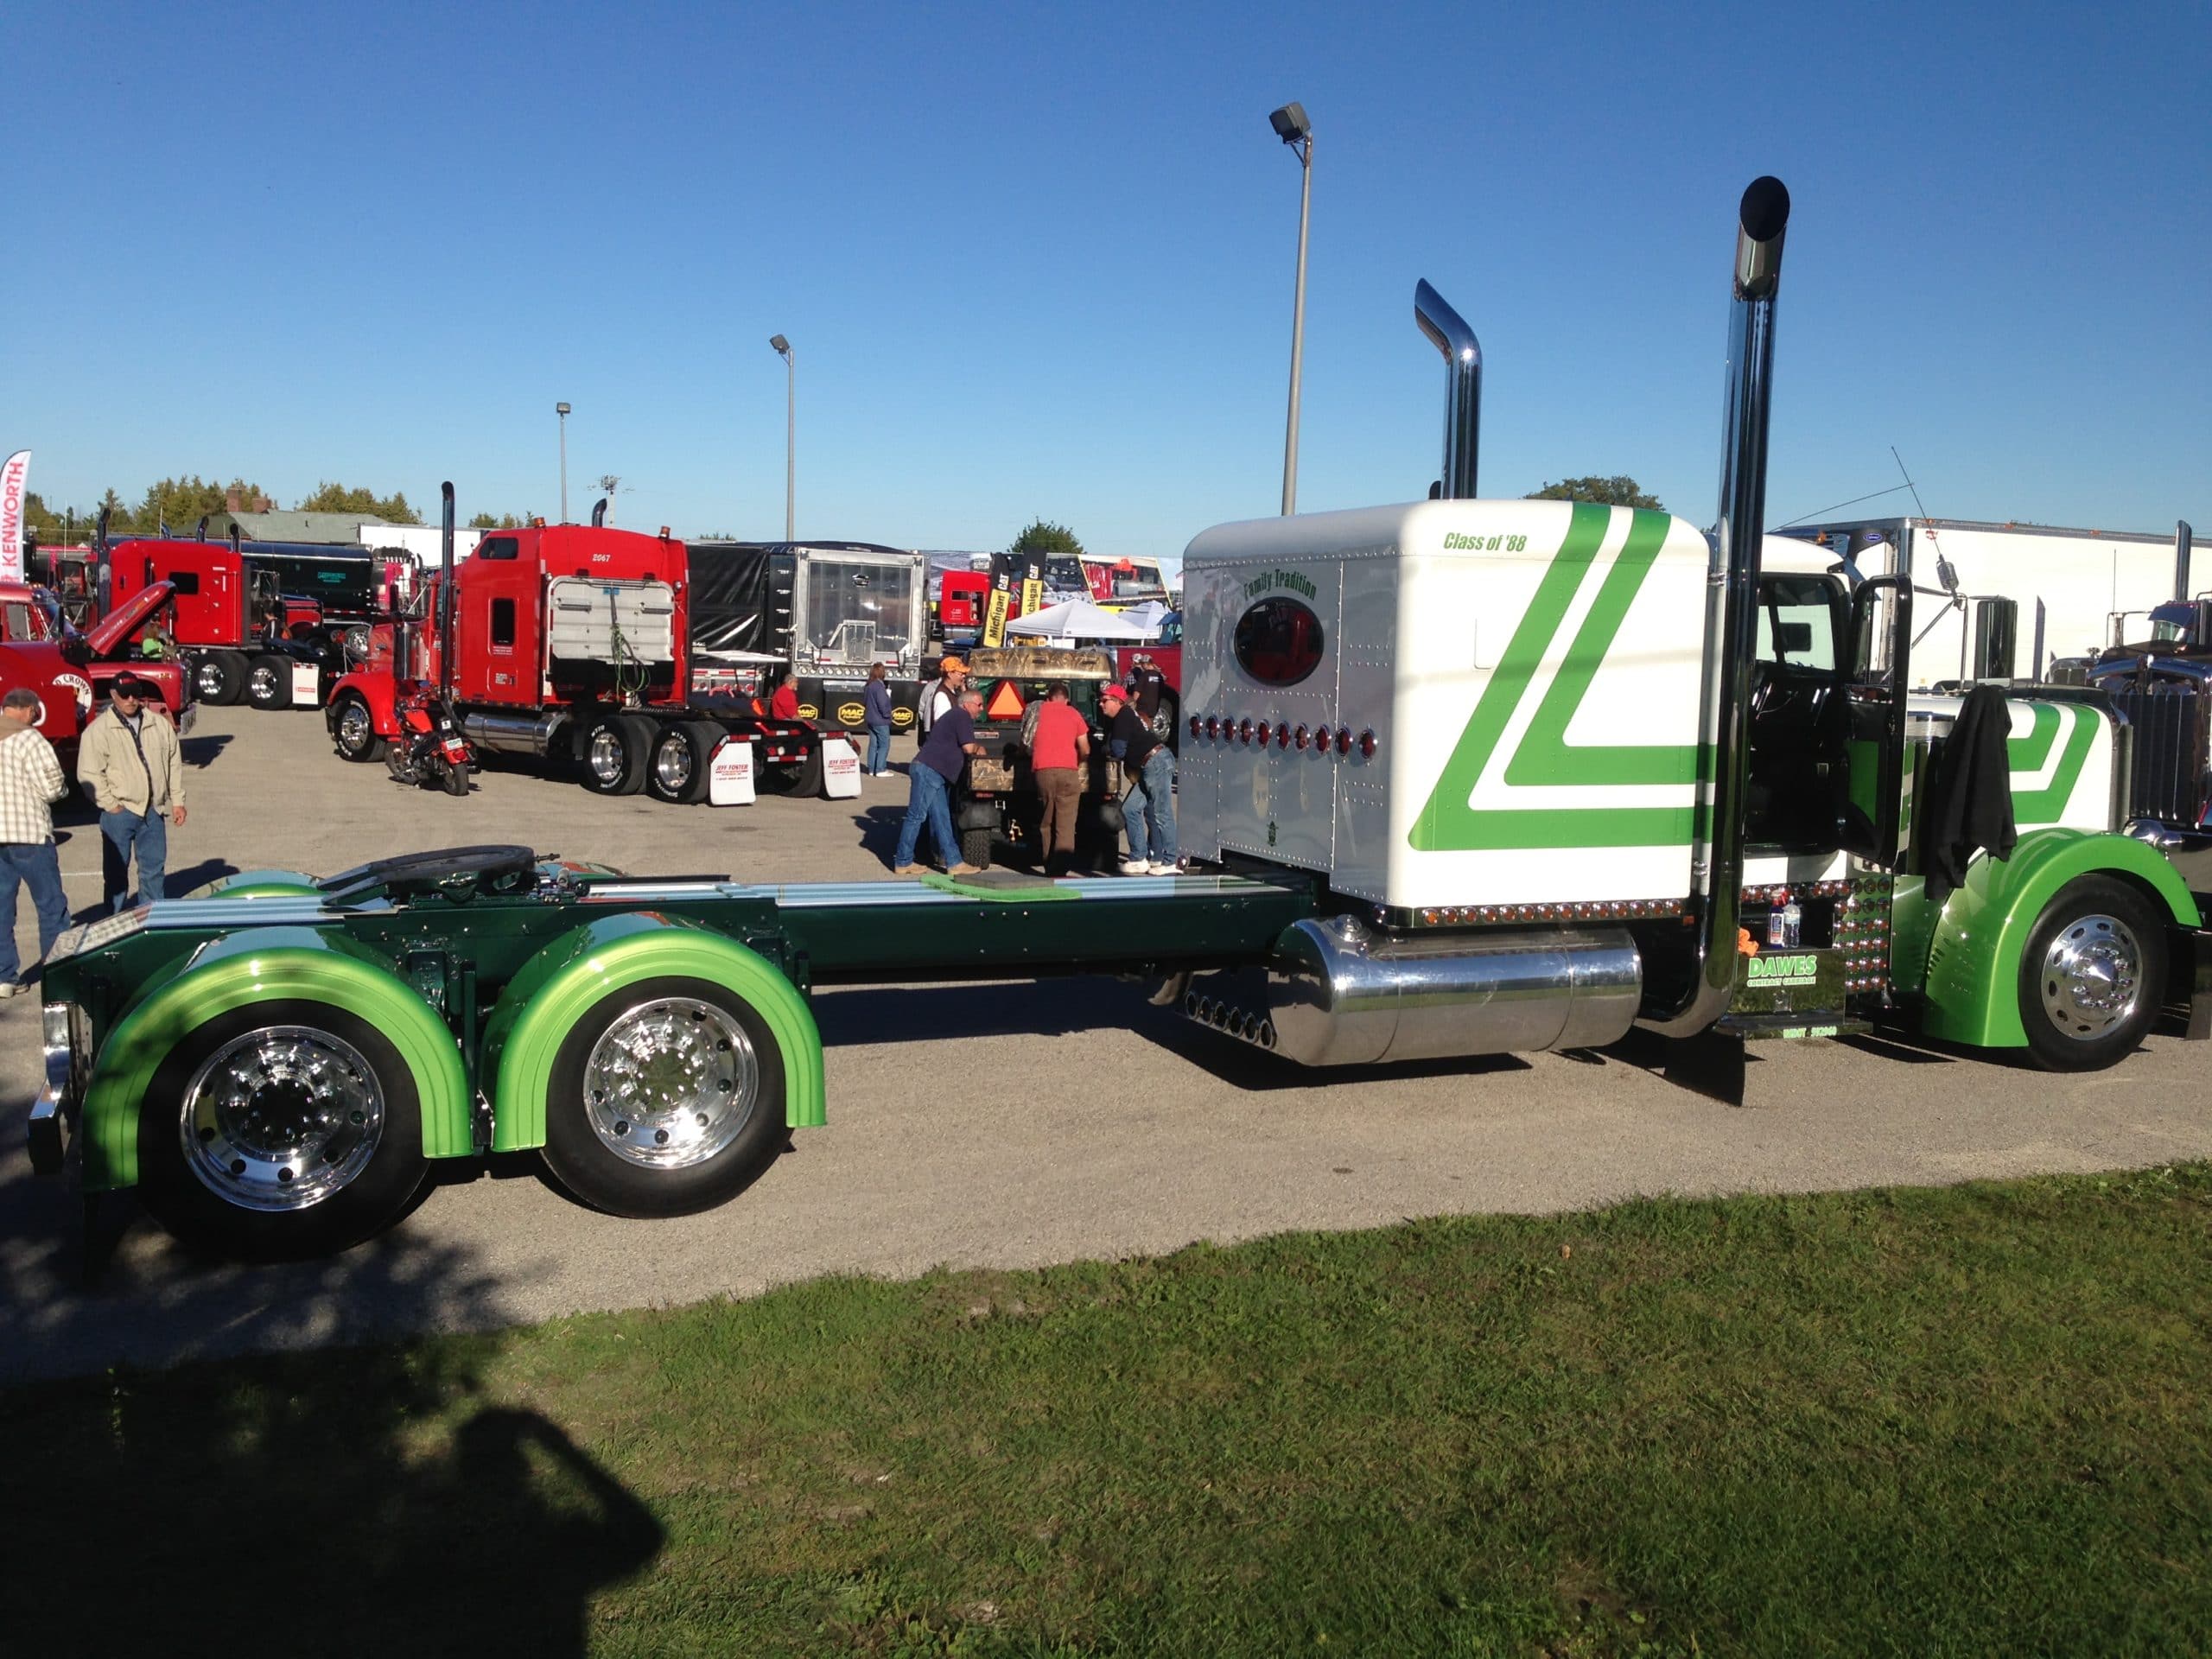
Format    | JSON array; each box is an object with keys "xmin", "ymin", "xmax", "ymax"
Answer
[{"xmin": 3, "ymin": 703, "xmax": 2208, "ymax": 1384}]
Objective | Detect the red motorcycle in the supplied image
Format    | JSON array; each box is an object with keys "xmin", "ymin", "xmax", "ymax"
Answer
[{"xmin": 385, "ymin": 690, "xmax": 473, "ymax": 796}]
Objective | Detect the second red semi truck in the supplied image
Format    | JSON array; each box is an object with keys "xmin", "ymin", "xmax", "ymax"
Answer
[{"xmin": 327, "ymin": 491, "xmax": 821, "ymax": 801}]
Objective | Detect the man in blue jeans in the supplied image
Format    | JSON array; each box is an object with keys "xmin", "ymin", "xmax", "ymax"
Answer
[
  {"xmin": 893, "ymin": 686, "xmax": 985, "ymax": 874},
  {"xmin": 0, "ymin": 685, "xmax": 72, "ymax": 995},
  {"xmin": 76, "ymin": 674, "xmax": 187, "ymax": 912},
  {"xmin": 1100, "ymin": 683, "xmax": 1177, "ymax": 874},
  {"xmin": 861, "ymin": 663, "xmax": 895, "ymax": 776}
]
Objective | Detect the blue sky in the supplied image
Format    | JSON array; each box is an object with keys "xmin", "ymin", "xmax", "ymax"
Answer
[{"xmin": 10, "ymin": 1, "xmax": 2208, "ymax": 563}]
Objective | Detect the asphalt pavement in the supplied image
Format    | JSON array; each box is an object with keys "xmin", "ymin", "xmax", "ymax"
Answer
[{"xmin": 3, "ymin": 705, "xmax": 2209, "ymax": 1385}]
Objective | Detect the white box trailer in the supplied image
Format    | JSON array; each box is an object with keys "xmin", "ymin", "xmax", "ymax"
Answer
[
  {"xmin": 357, "ymin": 522, "xmax": 485, "ymax": 563},
  {"xmin": 1775, "ymin": 518, "xmax": 2190, "ymax": 685}
]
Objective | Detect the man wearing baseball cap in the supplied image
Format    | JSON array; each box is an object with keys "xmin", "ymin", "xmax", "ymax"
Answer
[
  {"xmin": 77, "ymin": 674, "xmax": 186, "ymax": 912},
  {"xmin": 924, "ymin": 657, "xmax": 969, "ymax": 733},
  {"xmin": 1100, "ymin": 682, "xmax": 1177, "ymax": 874}
]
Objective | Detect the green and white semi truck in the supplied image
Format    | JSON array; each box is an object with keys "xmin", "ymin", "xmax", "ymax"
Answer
[{"xmin": 23, "ymin": 179, "xmax": 2212, "ymax": 1259}]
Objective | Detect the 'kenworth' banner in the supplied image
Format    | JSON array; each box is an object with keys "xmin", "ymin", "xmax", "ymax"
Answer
[{"xmin": 0, "ymin": 451, "xmax": 29, "ymax": 582}]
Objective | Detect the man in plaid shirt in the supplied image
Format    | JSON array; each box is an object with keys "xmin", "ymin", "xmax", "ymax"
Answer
[{"xmin": 0, "ymin": 686, "xmax": 72, "ymax": 995}]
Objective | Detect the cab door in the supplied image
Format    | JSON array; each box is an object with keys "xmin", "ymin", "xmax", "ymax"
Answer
[{"xmin": 1841, "ymin": 573, "xmax": 1911, "ymax": 867}]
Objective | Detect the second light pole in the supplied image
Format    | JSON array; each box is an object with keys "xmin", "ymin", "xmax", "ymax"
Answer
[
  {"xmin": 770, "ymin": 334, "xmax": 795, "ymax": 541},
  {"xmin": 1270, "ymin": 100, "xmax": 1313, "ymax": 516}
]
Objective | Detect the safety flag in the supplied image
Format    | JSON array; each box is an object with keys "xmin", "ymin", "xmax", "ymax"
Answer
[
  {"xmin": 0, "ymin": 451, "xmax": 29, "ymax": 582},
  {"xmin": 984, "ymin": 679, "xmax": 1026, "ymax": 722}
]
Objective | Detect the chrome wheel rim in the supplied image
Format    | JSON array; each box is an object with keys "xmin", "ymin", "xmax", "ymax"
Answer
[
  {"xmin": 2038, "ymin": 912, "xmax": 2142, "ymax": 1039},
  {"xmin": 652, "ymin": 734, "xmax": 693, "ymax": 792},
  {"xmin": 588, "ymin": 728, "xmax": 628, "ymax": 785},
  {"xmin": 195, "ymin": 661, "xmax": 225, "ymax": 697},
  {"xmin": 337, "ymin": 700, "xmax": 373, "ymax": 753},
  {"xmin": 342, "ymin": 625, "xmax": 372, "ymax": 662},
  {"xmin": 250, "ymin": 665, "xmax": 278, "ymax": 699},
  {"xmin": 582, "ymin": 997, "xmax": 757, "ymax": 1169},
  {"xmin": 181, "ymin": 1027, "xmax": 384, "ymax": 1211}
]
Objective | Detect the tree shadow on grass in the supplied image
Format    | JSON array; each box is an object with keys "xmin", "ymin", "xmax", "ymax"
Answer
[{"xmin": 0, "ymin": 1188, "xmax": 664, "ymax": 1656}]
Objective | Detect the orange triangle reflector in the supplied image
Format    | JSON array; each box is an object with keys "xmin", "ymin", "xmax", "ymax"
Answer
[{"xmin": 985, "ymin": 680, "xmax": 1027, "ymax": 721}]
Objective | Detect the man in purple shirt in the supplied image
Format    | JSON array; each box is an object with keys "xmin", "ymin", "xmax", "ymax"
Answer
[{"xmin": 893, "ymin": 686, "xmax": 984, "ymax": 874}]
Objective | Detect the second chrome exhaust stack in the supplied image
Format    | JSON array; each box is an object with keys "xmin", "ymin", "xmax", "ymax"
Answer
[{"xmin": 1645, "ymin": 175, "xmax": 1789, "ymax": 1036}]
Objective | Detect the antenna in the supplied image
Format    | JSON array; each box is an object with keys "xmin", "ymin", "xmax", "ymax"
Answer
[{"xmin": 1891, "ymin": 447, "xmax": 1955, "ymax": 594}]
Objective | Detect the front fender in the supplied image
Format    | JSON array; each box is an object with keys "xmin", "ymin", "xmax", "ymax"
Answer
[
  {"xmin": 480, "ymin": 912, "xmax": 823, "ymax": 1153},
  {"xmin": 79, "ymin": 927, "xmax": 472, "ymax": 1191},
  {"xmin": 1920, "ymin": 828, "xmax": 2202, "ymax": 1047},
  {"xmin": 327, "ymin": 670, "xmax": 399, "ymax": 738}
]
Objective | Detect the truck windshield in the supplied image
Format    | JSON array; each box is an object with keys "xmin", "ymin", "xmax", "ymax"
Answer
[
  {"xmin": 1757, "ymin": 575, "xmax": 1840, "ymax": 670},
  {"xmin": 806, "ymin": 558, "xmax": 915, "ymax": 664}
]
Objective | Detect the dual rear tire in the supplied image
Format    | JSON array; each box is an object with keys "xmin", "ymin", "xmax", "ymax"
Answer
[{"xmin": 133, "ymin": 976, "xmax": 793, "ymax": 1258}]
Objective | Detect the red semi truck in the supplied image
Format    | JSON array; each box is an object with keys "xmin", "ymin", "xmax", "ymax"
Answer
[
  {"xmin": 327, "ymin": 493, "xmax": 820, "ymax": 801},
  {"xmin": 99, "ymin": 527, "xmax": 392, "ymax": 710},
  {"xmin": 0, "ymin": 580, "xmax": 192, "ymax": 772}
]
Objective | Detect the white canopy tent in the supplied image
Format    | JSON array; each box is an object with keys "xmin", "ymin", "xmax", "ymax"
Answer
[{"xmin": 1002, "ymin": 598, "xmax": 1166, "ymax": 642}]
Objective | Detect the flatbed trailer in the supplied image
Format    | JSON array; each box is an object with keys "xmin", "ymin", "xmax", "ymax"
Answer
[{"xmin": 25, "ymin": 177, "xmax": 2212, "ymax": 1262}]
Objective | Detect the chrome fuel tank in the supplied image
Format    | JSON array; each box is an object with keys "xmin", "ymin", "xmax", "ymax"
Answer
[{"xmin": 1264, "ymin": 916, "xmax": 1642, "ymax": 1066}]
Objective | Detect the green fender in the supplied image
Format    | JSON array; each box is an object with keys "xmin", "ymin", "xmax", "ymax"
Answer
[
  {"xmin": 192, "ymin": 869, "xmax": 322, "ymax": 899},
  {"xmin": 1919, "ymin": 829, "xmax": 2202, "ymax": 1048},
  {"xmin": 79, "ymin": 927, "xmax": 472, "ymax": 1192},
  {"xmin": 480, "ymin": 912, "xmax": 823, "ymax": 1154}
]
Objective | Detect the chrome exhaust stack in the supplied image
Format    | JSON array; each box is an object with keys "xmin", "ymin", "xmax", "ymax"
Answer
[
  {"xmin": 1645, "ymin": 175, "xmax": 1789, "ymax": 1037},
  {"xmin": 2177, "ymin": 520, "xmax": 2195, "ymax": 603},
  {"xmin": 437, "ymin": 482, "xmax": 457, "ymax": 701},
  {"xmin": 1414, "ymin": 280, "xmax": 1482, "ymax": 499}
]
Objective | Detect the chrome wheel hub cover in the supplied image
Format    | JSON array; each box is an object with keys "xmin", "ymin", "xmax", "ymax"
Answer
[
  {"xmin": 582, "ymin": 997, "xmax": 757, "ymax": 1169},
  {"xmin": 2039, "ymin": 912, "xmax": 2141, "ymax": 1038},
  {"xmin": 588, "ymin": 728, "xmax": 627, "ymax": 785},
  {"xmin": 181, "ymin": 1027, "xmax": 384, "ymax": 1211},
  {"xmin": 195, "ymin": 661, "xmax": 224, "ymax": 696},
  {"xmin": 338, "ymin": 702, "xmax": 372, "ymax": 751},
  {"xmin": 653, "ymin": 735, "xmax": 693, "ymax": 791},
  {"xmin": 250, "ymin": 665, "xmax": 277, "ymax": 696}
]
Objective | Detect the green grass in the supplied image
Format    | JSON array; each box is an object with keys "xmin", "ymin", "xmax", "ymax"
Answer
[{"xmin": 11, "ymin": 1166, "xmax": 2212, "ymax": 1656}]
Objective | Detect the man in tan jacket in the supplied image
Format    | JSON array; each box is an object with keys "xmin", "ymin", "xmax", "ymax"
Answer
[{"xmin": 78, "ymin": 674, "xmax": 187, "ymax": 912}]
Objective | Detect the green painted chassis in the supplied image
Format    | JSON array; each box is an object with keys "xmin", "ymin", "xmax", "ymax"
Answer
[{"xmin": 39, "ymin": 858, "xmax": 1320, "ymax": 1192}]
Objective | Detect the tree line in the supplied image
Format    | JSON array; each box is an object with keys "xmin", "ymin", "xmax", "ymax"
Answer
[{"xmin": 23, "ymin": 477, "xmax": 453, "ymax": 541}]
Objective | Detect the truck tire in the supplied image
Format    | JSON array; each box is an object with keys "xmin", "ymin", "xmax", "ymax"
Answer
[
  {"xmin": 137, "ymin": 1000, "xmax": 428, "ymax": 1259},
  {"xmin": 539, "ymin": 976, "xmax": 789, "ymax": 1218},
  {"xmin": 245, "ymin": 654, "xmax": 293, "ymax": 711},
  {"xmin": 2016, "ymin": 875, "xmax": 2165, "ymax": 1071},
  {"xmin": 194, "ymin": 652, "xmax": 245, "ymax": 707},
  {"xmin": 580, "ymin": 714, "xmax": 653, "ymax": 796},
  {"xmin": 960, "ymin": 826, "xmax": 995, "ymax": 870},
  {"xmin": 331, "ymin": 692, "xmax": 387, "ymax": 763},
  {"xmin": 646, "ymin": 722, "xmax": 716, "ymax": 804}
]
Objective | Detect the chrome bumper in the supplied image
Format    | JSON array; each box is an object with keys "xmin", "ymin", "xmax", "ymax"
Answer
[{"xmin": 26, "ymin": 1001, "xmax": 82, "ymax": 1178}]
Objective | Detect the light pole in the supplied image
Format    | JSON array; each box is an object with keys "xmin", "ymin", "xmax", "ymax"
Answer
[
  {"xmin": 555, "ymin": 401, "xmax": 572, "ymax": 524},
  {"xmin": 1269, "ymin": 101, "xmax": 1313, "ymax": 516},
  {"xmin": 769, "ymin": 334, "xmax": 795, "ymax": 541}
]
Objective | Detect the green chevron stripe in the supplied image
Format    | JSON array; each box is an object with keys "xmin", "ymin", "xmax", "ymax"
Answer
[
  {"xmin": 1409, "ymin": 503, "xmax": 1699, "ymax": 853},
  {"xmin": 2008, "ymin": 702, "xmax": 2096, "ymax": 825}
]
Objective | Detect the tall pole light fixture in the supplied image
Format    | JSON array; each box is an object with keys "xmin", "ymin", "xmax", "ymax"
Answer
[
  {"xmin": 555, "ymin": 401, "xmax": 572, "ymax": 524},
  {"xmin": 770, "ymin": 334, "xmax": 795, "ymax": 541},
  {"xmin": 1269, "ymin": 100, "xmax": 1313, "ymax": 515}
]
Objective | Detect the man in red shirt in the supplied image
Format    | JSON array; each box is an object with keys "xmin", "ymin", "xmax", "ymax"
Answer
[
  {"xmin": 1027, "ymin": 681, "xmax": 1091, "ymax": 875},
  {"xmin": 769, "ymin": 674, "xmax": 801, "ymax": 721}
]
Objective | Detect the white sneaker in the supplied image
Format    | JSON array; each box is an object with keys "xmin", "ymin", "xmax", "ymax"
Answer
[
  {"xmin": 1118, "ymin": 860, "xmax": 1149, "ymax": 876},
  {"xmin": 0, "ymin": 981, "xmax": 23, "ymax": 999},
  {"xmin": 1148, "ymin": 859, "xmax": 1182, "ymax": 874}
]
